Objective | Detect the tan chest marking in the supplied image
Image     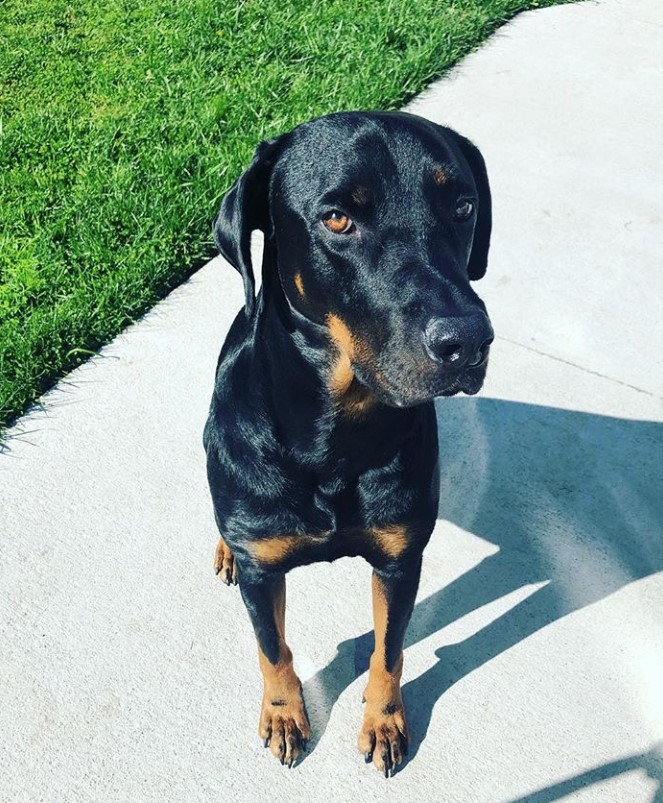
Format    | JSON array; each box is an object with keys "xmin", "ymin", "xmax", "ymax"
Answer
[
  {"xmin": 249, "ymin": 532, "xmax": 331, "ymax": 565},
  {"xmin": 369, "ymin": 524, "xmax": 409, "ymax": 559}
]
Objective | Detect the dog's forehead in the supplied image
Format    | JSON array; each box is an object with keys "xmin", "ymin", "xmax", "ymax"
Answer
[{"xmin": 272, "ymin": 113, "xmax": 466, "ymax": 200}]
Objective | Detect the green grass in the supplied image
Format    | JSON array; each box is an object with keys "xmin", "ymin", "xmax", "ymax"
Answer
[{"xmin": 0, "ymin": 0, "xmax": 569, "ymax": 429}]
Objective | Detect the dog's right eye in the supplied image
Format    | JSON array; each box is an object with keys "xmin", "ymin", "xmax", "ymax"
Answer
[
  {"xmin": 322, "ymin": 211, "xmax": 354, "ymax": 234},
  {"xmin": 453, "ymin": 200, "xmax": 475, "ymax": 221}
]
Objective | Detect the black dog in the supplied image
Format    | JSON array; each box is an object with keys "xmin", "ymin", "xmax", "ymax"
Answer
[{"xmin": 203, "ymin": 111, "xmax": 493, "ymax": 775}]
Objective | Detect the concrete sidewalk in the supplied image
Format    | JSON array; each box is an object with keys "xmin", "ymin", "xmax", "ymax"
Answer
[{"xmin": 2, "ymin": 0, "xmax": 663, "ymax": 800}]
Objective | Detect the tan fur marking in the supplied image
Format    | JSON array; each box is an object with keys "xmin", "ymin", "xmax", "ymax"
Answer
[
  {"xmin": 293, "ymin": 272, "xmax": 305, "ymax": 297},
  {"xmin": 326, "ymin": 313, "xmax": 377, "ymax": 416},
  {"xmin": 371, "ymin": 572, "xmax": 389, "ymax": 662},
  {"xmin": 257, "ymin": 577, "xmax": 311, "ymax": 765},
  {"xmin": 358, "ymin": 572, "xmax": 408, "ymax": 773},
  {"xmin": 330, "ymin": 351, "xmax": 355, "ymax": 396},
  {"xmin": 327, "ymin": 314, "xmax": 357, "ymax": 398},
  {"xmin": 214, "ymin": 536, "xmax": 237, "ymax": 585},
  {"xmin": 256, "ymin": 579, "xmax": 289, "ymax": 686},
  {"xmin": 250, "ymin": 535, "xmax": 299, "ymax": 564},
  {"xmin": 433, "ymin": 166, "xmax": 448, "ymax": 185},
  {"xmin": 342, "ymin": 377, "xmax": 377, "ymax": 416},
  {"xmin": 370, "ymin": 524, "xmax": 409, "ymax": 558},
  {"xmin": 327, "ymin": 313, "xmax": 356, "ymax": 358},
  {"xmin": 250, "ymin": 532, "xmax": 331, "ymax": 564}
]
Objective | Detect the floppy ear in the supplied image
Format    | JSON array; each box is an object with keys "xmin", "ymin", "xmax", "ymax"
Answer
[
  {"xmin": 212, "ymin": 137, "xmax": 282, "ymax": 317},
  {"xmin": 445, "ymin": 130, "xmax": 492, "ymax": 281}
]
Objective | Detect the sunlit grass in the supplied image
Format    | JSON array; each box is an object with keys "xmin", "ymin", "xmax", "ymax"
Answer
[{"xmin": 0, "ymin": 0, "xmax": 572, "ymax": 428}]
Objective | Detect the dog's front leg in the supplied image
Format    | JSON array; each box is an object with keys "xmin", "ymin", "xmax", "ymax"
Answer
[
  {"xmin": 359, "ymin": 555, "xmax": 422, "ymax": 776},
  {"xmin": 239, "ymin": 571, "xmax": 311, "ymax": 766}
]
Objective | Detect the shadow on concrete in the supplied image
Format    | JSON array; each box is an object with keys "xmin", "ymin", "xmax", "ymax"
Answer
[
  {"xmin": 505, "ymin": 742, "xmax": 663, "ymax": 802},
  {"xmin": 302, "ymin": 397, "xmax": 663, "ymax": 773}
]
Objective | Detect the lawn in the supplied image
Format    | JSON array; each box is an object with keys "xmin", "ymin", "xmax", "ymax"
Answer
[{"xmin": 0, "ymin": 0, "xmax": 570, "ymax": 430}]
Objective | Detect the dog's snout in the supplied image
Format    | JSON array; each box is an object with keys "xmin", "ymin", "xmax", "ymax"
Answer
[{"xmin": 423, "ymin": 314, "xmax": 494, "ymax": 369}]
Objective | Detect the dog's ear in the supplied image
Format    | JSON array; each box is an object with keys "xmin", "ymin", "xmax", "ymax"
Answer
[
  {"xmin": 212, "ymin": 137, "xmax": 282, "ymax": 317},
  {"xmin": 443, "ymin": 130, "xmax": 492, "ymax": 281}
]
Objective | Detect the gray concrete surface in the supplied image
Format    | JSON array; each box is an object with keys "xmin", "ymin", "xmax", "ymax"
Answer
[{"xmin": 2, "ymin": 0, "xmax": 663, "ymax": 800}]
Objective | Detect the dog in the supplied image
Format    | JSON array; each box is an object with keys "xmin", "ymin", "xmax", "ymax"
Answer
[{"xmin": 203, "ymin": 110, "xmax": 493, "ymax": 776}]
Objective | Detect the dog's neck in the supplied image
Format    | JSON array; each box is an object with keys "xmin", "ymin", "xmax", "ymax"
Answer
[{"xmin": 246, "ymin": 267, "xmax": 416, "ymax": 472}]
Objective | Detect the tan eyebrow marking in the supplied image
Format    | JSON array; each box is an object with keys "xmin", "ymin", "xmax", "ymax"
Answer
[
  {"xmin": 433, "ymin": 166, "xmax": 449, "ymax": 186},
  {"xmin": 293, "ymin": 272, "xmax": 305, "ymax": 297}
]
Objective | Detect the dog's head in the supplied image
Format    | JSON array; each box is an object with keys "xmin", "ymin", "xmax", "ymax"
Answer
[{"xmin": 213, "ymin": 111, "xmax": 493, "ymax": 406}]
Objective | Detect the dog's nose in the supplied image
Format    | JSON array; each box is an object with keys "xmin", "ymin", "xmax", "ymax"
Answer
[{"xmin": 423, "ymin": 314, "xmax": 494, "ymax": 369}]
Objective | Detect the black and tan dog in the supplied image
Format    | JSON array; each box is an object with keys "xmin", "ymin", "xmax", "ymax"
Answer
[{"xmin": 203, "ymin": 111, "xmax": 493, "ymax": 775}]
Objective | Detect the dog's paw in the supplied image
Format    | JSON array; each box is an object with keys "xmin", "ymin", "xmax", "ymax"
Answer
[
  {"xmin": 259, "ymin": 694, "xmax": 311, "ymax": 768},
  {"xmin": 358, "ymin": 703, "xmax": 409, "ymax": 777},
  {"xmin": 213, "ymin": 537, "xmax": 237, "ymax": 585}
]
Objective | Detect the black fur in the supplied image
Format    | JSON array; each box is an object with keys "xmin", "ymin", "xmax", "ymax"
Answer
[{"xmin": 204, "ymin": 110, "xmax": 492, "ymax": 675}]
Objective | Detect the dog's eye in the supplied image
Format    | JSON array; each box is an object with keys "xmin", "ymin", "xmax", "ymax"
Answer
[
  {"xmin": 453, "ymin": 200, "xmax": 474, "ymax": 221},
  {"xmin": 323, "ymin": 211, "xmax": 354, "ymax": 234}
]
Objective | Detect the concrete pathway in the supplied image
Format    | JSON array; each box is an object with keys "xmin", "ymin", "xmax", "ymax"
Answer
[{"xmin": 2, "ymin": 1, "xmax": 663, "ymax": 801}]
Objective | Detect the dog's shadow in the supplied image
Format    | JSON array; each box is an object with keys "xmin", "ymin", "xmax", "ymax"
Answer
[
  {"xmin": 301, "ymin": 396, "xmax": 663, "ymax": 775},
  {"xmin": 504, "ymin": 742, "xmax": 663, "ymax": 802}
]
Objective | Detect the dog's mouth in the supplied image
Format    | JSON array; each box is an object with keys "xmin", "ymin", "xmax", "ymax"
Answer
[
  {"xmin": 355, "ymin": 356, "xmax": 489, "ymax": 408},
  {"xmin": 436, "ymin": 351, "xmax": 490, "ymax": 398},
  {"xmin": 436, "ymin": 368, "xmax": 486, "ymax": 397}
]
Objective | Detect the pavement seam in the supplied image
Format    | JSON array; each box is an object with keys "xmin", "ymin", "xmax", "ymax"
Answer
[{"xmin": 496, "ymin": 336, "xmax": 662, "ymax": 400}]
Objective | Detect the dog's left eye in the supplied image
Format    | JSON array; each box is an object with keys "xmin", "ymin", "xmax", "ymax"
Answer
[
  {"xmin": 322, "ymin": 211, "xmax": 355, "ymax": 234},
  {"xmin": 453, "ymin": 200, "xmax": 475, "ymax": 221}
]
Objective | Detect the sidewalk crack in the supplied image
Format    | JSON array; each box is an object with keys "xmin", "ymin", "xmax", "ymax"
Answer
[{"xmin": 496, "ymin": 336, "xmax": 662, "ymax": 400}]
